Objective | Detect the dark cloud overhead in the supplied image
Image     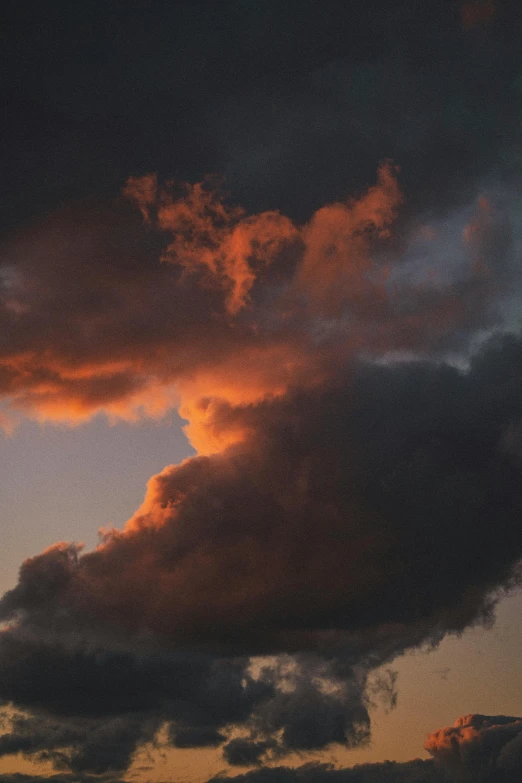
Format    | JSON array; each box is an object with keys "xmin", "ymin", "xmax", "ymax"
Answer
[{"xmin": 2, "ymin": 1, "xmax": 522, "ymax": 227}]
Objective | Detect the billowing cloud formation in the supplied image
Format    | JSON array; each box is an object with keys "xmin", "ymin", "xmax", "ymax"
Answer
[
  {"xmin": 1, "ymin": 1, "xmax": 522, "ymax": 780},
  {"xmin": 1, "ymin": 156, "xmax": 522, "ymax": 775},
  {"xmin": 426, "ymin": 714, "xmax": 522, "ymax": 782},
  {"xmin": 1, "ymin": 329, "xmax": 522, "ymax": 772},
  {"xmin": 0, "ymin": 165, "xmax": 403, "ymax": 448},
  {"xmin": 3, "ymin": 330, "xmax": 522, "ymax": 651},
  {"xmin": 1, "ymin": 166, "xmax": 515, "ymax": 452}
]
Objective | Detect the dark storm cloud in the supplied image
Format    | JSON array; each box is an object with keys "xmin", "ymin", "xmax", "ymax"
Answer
[
  {"xmin": 4, "ymin": 333, "xmax": 522, "ymax": 653},
  {"xmin": 2, "ymin": 1, "xmax": 522, "ymax": 777},
  {"xmin": 2, "ymin": 1, "xmax": 521, "ymax": 229},
  {"xmin": 206, "ymin": 760, "xmax": 449, "ymax": 783},
  {"xmin": 0, "ymin": 623, "xmax": 378, "ymax": 769},
  {"xmin": 0, "ymin": 632, "xmax": 267, "ymax": 724},
  {"xmin": 1, "ymin": 334, "xmax": 522, "ymax": 771},
  {"xmin": 0, "ymin": 759, "xmax": 450, "ymax": 783},
  {"xmin": 0, "ymin": 629, "xmax": 375, "ymax": 769},
  {"xmin": 0, "ymin": 711, "xmax": 155, "ymax": 775},
  {"xmin": 0, "ymin": 776, "xmax": 125, "ymax": 783},
  {"xmin": 196, "ymin": 3, "xmax": 522, "ymax": 221},
  {"xmin": 169, "ymin": 726, "xmax": 226, "ymax": 749},
  {"xmin": 0, "ymin": 169, "xmax": 520, "ymax": 775},
  {"xmin": 223, "ymin": 739, "xmax": 276, "ymax": 767}
]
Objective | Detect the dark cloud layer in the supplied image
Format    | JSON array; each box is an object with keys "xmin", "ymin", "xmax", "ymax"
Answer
[
  {"xmin": 2, "ymin": 1, "xmax": 522, "ymax": 230},
  {"xmin": 0, "ymin": 776, "xmax": 125, "ymax": 783},
  {"xmin": 0, "ymin": 711, "xmax": 155, "ymax": 776},
  {"xmin": 2, "ymin": 1, "xmax": 522, "ymax": 779},
  {"xmin": 208, "ymin": 760, "xmax": 449, "ymax": 783},
  {"xmin": 0, "ymin": 760, "xmax": 453, "ymax": 783}
]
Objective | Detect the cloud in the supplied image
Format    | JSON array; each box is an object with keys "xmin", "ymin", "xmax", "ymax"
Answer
[
  {"xmin": 4, "ymin": 331, "xmax": 522, "ymax": 652},
  {"xmin": 2, "ymin": 167, "xmax": 522, "ymax": 780},
  {"xmin": 426, "ymin": 714, "xmax": 522, "ymax": 781},
  {"xmin": 4, "ymin": 0, "xmax": 521, "ymax": 237},
  {"xmin": 0, "ymin": 776, "xmax": 126, "ymax": 783},
  {"xmin": 1, "ymin": 161, "xmax": 522, "ymax": 778},
  {"xmin": 0, "ymin": 764, "xmax": 448, "ymax": 783},
  {"xmin": 0, "ymin": 710, "xmax": 156, "ymax": 776},
  {"xmin": 2, "ymin": 2, "xmax": 522, "ymax": 780},
  {"xmin": 206, "ymin": 760, "xmax": 449, "ymax": 783},
  {"xmin": 1, "ymin": 331, "xmax": 522, "ymax": 772},
  {"xmin": 223, "ymin": 738, "xmax": 276, "ymax": 767},
  {"xmin": 1, "ymin": 165, "xmax": 514, "ymax": 450},
  {"xmin": 0, "ymin": 166, "xmax": 399, "ymax": 439}
]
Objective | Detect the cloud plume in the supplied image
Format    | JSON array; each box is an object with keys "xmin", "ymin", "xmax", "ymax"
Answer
[
  {"xmin": 1, "ymin": 160, "xmax": 522, "ymax": 774},
  {"xmin": 2, "ymin": 2, "xmax": 522, "ymax": 780}
]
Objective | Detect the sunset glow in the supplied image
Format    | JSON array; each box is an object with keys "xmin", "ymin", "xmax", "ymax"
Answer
[{"xmin": 1, "ymin": 3, "xmax": 522, "ymax": 783}]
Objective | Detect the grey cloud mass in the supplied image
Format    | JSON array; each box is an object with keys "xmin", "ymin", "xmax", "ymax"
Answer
[{"xmin": 1, "ymin": 0, "xmax": 522, "ymax": 779}]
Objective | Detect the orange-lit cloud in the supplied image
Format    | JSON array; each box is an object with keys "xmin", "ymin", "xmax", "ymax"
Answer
[
  {"xmin": 0, "ymin": 166, "xmax": 400, "ymax": 443},
  {"xmin": 426, "ymin": 714, "xmax": 522, "ymax": 780},
  {"xmin": 296, "ymin": 162, "xmax": 402, "ymax": 316},
  {"xmin": 2, "ymin": 164, "xmax": 506, "ymax": 453}
]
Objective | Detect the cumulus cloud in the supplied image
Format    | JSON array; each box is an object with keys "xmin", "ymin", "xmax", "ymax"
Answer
[
  {"xmin": 426, "ymin": 714, "xmax": 522, "ymax": 782},
  {"xmin": 0, "ymin": 166, "xmax": 399, "ymax": 440},
  {"xmin": 4, "ymin": 332, "xmax": 522, "ymax": 652},
  {"xmin": 1, "ymin": 165, "xmax": 514, "ymax": 450},
  {"xmin": 2, "ymin": 1, "xmax": 522, "ymax": 780},
  {"xmin": 1, "ymin": 150, "xmax": 522, "ymax": 775},
  {"xmin": 1, "ymin": 331, "xmax": 522, "ymax": 772}
]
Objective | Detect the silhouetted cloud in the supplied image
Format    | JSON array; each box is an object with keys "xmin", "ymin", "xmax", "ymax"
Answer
[
  {"xmin": 207, "ymin": 760, "xmax": 449, "ymax": 783},
  {"xmin": 0, "ymin": 759, "xmax": 450, "ymax": 783},
  {"xmin": 0, "ymin": 710, "xmax": 154, "ymax": 774}
]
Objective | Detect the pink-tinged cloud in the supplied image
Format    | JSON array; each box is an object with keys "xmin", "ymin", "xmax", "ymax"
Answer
[
  {"xmin": 0, "ymin": 167, "xmax": 509, "ymax": 453},
  {"xmin": 426, "ymin": 714, "xmax": 522, "ymax": 781}
]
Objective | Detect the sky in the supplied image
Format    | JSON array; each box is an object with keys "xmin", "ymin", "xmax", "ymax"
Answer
[{"xmin": 1, "ymin": 2, "xmax": 522, "ymax": 783}]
